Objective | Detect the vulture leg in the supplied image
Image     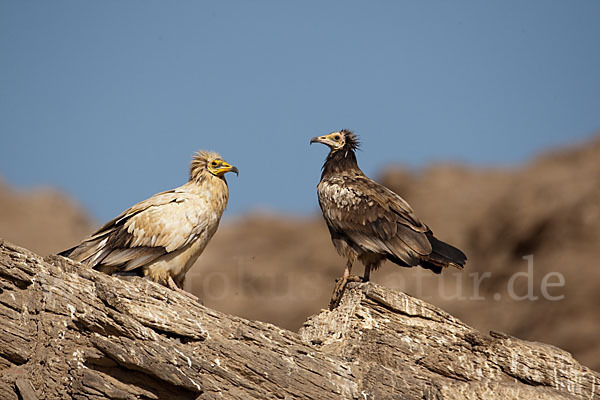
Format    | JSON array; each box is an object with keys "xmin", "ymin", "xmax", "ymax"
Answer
[
  {"xmin": 363, "ymin": 264, "xmax": 372, "ymax": 282},
  {"xmin": 329, "ymin": 260, "xmax": 361, "ymax": 310},
  {"xmin": 167, "ymin": 276, "xmax": 203, "ymax": 303}
]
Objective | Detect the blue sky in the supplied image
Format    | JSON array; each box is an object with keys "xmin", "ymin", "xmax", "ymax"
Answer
[{"xmin": 1, "ymin": 1, "xmax": 599, "ymax": 222}]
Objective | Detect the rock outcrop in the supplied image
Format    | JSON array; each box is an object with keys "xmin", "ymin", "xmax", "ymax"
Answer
[{"xmin": 0, "ymin": 239, "xmax": 598, "ymax": 399}]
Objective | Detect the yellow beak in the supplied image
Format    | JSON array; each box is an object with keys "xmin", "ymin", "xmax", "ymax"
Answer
[{"xmin": 217, "ymin": 162, "xmax": 239, "ymax": 176}]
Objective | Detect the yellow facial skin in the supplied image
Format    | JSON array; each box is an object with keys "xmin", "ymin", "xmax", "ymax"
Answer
[
  {"xmin": 310, "ymin": 131, "xmax": 346, "ymax": 151},
  {"xmin": 207, "ymin": 159, "xmax": 239, "ymax": 177}
]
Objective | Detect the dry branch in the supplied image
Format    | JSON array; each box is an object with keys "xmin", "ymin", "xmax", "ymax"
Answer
[{"xmin": 0, "ymin": 239, "xmax": 597, "ymax": 399}]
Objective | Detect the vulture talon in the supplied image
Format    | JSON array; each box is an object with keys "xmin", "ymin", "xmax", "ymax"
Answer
[
  {"xmin": 329, "ymin": 274, "xmax": 362, "ymax": 310},
  {"xmin": 329, "ymin": 277, "xmax": 347, "ymax": 310}
]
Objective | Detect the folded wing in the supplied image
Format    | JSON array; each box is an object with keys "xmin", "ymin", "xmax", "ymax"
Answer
[
  {"xmin": 61, "ymin": 188, "xmax": 210, "ymax": 273},
  {"xmin": 318, "ymin": 175, "xmax": 433, "ymax": 267}
]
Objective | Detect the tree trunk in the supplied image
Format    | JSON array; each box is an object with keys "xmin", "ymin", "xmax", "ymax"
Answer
[{"xmin": 0, "ymin": 239, "xmax": 598, "ymax": 399}]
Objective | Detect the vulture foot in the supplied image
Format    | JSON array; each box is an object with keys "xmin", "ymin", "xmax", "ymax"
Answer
[
  {"xmin": 167, "ymin": 276, "xmax": 204, "ymax": 304},
  {"xmin": 329, "ymin": 274, "xmax": 362, "ymax": 310}
]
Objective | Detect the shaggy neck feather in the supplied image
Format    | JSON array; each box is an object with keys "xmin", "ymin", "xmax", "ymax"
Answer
[{"xmin": 321, "ymin": 146, "xmax": 362, "ymax": 179}]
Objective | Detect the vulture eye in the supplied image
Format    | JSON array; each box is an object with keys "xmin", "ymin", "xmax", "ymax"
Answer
[{"xmin": 334, "ymin": 135, "xmax": 341, "ymax": 141}]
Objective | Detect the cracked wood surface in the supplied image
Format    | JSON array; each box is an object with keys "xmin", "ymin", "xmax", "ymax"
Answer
[{"xmin": 0, "ymin": 239, "xmax": 598, "ymax": 399}]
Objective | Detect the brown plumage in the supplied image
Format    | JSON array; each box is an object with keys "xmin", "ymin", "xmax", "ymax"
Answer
[
  {"xmin": 59, "ymin": 150, "xmax": 238, "ymax": 296},
  {"xmin": 311, "ymin": 130, "xmax": 466, "ymax": 308}
]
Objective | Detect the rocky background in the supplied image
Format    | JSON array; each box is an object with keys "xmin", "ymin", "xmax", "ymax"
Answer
[{"xmin": 1, "ymin": 134, "xmax": 599, "ymax": 371}]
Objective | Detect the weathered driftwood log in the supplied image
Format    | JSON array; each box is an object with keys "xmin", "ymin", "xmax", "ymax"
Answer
[{"xmin": 0, "ymin": 239, "xmax": 598, "ymax": 399}]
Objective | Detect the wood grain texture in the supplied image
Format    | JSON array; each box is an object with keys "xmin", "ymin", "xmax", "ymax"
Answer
[{"xmin": 0, "ymin": 239, "xmax": 597, "ymax": 399}]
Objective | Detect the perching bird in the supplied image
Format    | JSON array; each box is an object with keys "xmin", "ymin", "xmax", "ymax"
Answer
[
  {"xmin": 59, "ymin": 150, "xmax": 238, "ymax": 297},
  {"xmin": 311, "ymin": 130, "xmax": 466, "ymax": 308}
]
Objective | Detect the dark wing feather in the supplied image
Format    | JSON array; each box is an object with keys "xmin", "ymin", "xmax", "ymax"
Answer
[{"xmin": 317, "ymin": 175, "xmax": 432, "ymax": 266}]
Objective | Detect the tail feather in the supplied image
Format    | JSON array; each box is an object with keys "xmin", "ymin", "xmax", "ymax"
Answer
[{"xmin": 424, "ymin": 234, "xmax": 467, "ymax": 272}]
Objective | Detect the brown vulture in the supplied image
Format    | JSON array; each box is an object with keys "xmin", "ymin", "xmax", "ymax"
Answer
[
  {"xmin": 59, "ymin": 150, "xmax": 238, "ymax": 298},
  {"xmin": 311, "ymin": 129, "xmax": 466, "ymax": 308}
]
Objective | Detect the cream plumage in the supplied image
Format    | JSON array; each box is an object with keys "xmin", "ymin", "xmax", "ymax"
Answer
[{"xmin": 59, "ymin": 150, "xmax": 238, "ymax": 294}]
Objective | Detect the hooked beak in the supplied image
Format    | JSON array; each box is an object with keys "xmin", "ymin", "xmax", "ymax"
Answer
[
  {"xmin": 228, "ymin": 165, "xmax": 239, "ymax": 176},
  {"xmin": 310, "ymin": 136, "xmax": 324, "ymax": 145},
  {"xmin": 220, "ymin": 162, "xmax": 239, "ymax": 176}
]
